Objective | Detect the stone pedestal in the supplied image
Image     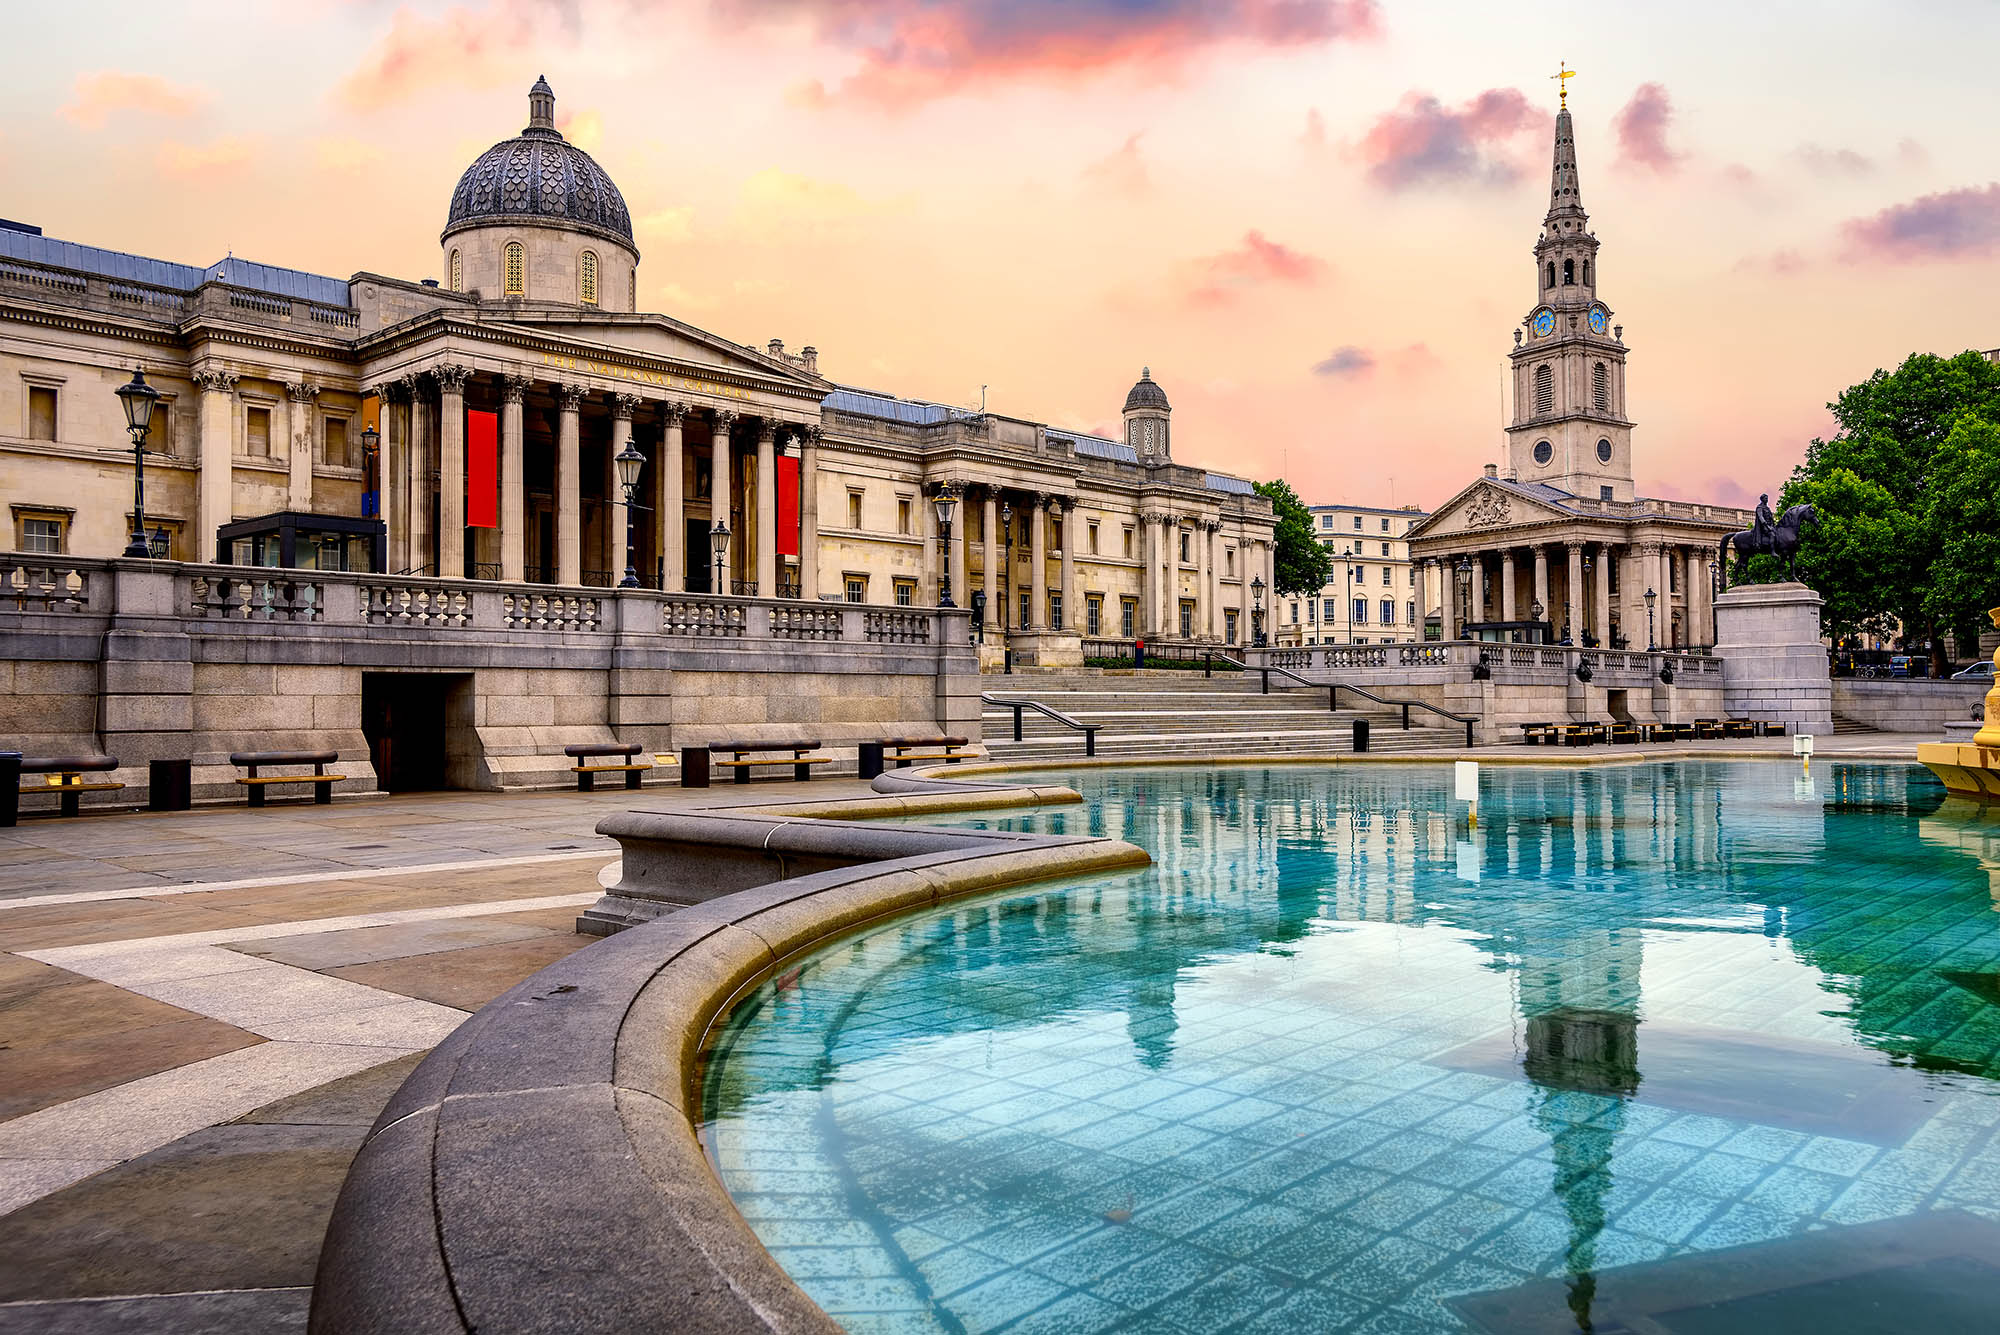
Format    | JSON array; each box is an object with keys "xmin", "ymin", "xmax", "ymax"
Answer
[{"xmin": 1713, "ymin": 582, "xmax": 1832, "ymax": 735}]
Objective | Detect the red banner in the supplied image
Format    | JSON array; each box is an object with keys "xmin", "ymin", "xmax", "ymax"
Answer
[
  {"xmin": 776, "ymin": 454, "xmax": 799, "ymax": 557},
  {"xmin": 466, "ymin": 409, "xmax": 498, "ymax": 528}
]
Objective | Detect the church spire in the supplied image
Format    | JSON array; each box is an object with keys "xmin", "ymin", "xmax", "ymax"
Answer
[{"xmin": 1547, "ymin": 103, "xmax": 1585, "ymax": 225}]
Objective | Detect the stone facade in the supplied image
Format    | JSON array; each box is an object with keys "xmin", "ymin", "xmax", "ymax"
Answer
[
  {"xmin": 1278, "ymin": 503, "xmax": 1432, "ymax": 647},
  {"xmin": 0, "ymin": 80, "xmax": 1275, "ymax": 672}
]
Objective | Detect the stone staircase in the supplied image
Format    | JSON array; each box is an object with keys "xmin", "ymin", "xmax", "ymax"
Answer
[
  {"xmin": 978, "ymin": 668, "xmax": 1469, "ymax": 764},
  {"xmin": 1832, "ymin": 712, "xmax": 1884, "ymax": 737}
]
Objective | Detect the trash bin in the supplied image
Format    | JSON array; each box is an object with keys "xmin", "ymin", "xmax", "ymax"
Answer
[
  {"xmin": 857, "ymin": 742, "xmax": 885, "ymax": 781},
  {"xmin": 680, "ymin": 746, "xmax": 710, "ymax": 789},
  {"xmin": 149, "ymin": 758, "xmax": 192, "ymax": 812},
  {"xmin": 1352, "ymin": 719, "xmax": 1370, "ymax": 753},
  {"xmin": 0, "ymin": 752, "xmax": 19, "ymax": 828}
]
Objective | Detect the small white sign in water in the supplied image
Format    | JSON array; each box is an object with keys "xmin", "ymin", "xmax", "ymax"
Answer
[
  {"xmin": 1454, "ymin": 760, "xmax": 1479, "ymax": 802},
  {"xmin": 1793, "ymin": 733, "xmax": 1814, "ymax": 756}
]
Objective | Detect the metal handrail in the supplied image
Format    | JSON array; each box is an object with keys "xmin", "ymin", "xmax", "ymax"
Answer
[
  {"xmin": 980, "ymin": 692, "xmax": 1100, "ymax": 756},
  {"xmin": 1210, "ymin": 653, "xmax": 1478, "ymax": 745}
]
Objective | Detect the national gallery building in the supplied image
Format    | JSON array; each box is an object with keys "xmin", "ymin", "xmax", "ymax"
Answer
[
  {"xmin": 1407, "ymin": 97, "xmax": 1750, "ymax": 651},
  {"xmin": 0, "ymin": 79, "xmax": 1275, "ymax": 660}
]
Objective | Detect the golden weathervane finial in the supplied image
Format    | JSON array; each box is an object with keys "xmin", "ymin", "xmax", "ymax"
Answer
[{"xmin": 1552, "ymin": 61, "xmax": 1576, "ymax": 109}]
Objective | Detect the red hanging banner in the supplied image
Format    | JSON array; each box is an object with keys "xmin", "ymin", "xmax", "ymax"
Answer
[
  {"xmin": 776, "ymin": 454, "xmax": 800, "ymax": 557},
  {"xmin": 466, "ymin": 409, "xmax": 498, "ymax": 528}
]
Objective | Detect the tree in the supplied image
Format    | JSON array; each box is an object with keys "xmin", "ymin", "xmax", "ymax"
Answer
[
  {"xmin": 1254, "ymin": 479, "xmax": 1333, "ymax": 597},
  {"xmin": 1781, "ymin": 350, "xmax": 2000, "ymax": 669}
]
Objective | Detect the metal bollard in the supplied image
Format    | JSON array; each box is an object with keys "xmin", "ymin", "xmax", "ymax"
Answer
[
  {"xmin": 680, "ymin": 746, "xmax": 710, "ymax": 788},
  {"xmin": 858, "ymin": 742, "xmax": 885, "ymax": 781},
  {"xmin": 149, "ymin": 758, "xmax": 192, "ymax": 812},
  {"xmin": 0, "ymin": 752, "xmax": 18, "ymax": 828},
  {"xmin": 1012, "ymin": 704, "xmax": 1025, "ymax": 741}
]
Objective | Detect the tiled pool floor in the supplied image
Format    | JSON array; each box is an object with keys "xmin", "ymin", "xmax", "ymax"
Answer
[{"xmin": 700, "ymin": 762, "xmax": 2000, "ymax": 1332}]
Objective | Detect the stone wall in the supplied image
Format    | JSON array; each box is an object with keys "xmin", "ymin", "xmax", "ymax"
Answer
[
  {"xmin": 0, "ymin": 555, "xmax": 976, "ymax": 809},
  {"xmin": 1832, "ymin": 678, "xmax": 1988, "ymax": 733}
]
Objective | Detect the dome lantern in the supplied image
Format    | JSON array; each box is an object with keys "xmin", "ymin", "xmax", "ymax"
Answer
[{"xmin": 1122, "ymin": 366, "xmax": 1171, "ymax": 466}]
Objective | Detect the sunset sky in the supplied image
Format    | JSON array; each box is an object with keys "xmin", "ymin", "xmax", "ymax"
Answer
[{"xmin": 8, "ymin": 1, "xmax": 1999, "ymax": 510}]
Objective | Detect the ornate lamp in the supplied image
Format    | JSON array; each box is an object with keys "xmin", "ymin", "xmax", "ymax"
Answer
[
  {"xmin": 933, "ymin": 489, "xmax": 958, "ymax": 608},
  {"xmin": 359, "ymin": 422, "xmax": 381, "ymax": 520},
  {"xmin": 999, "ymin": 499, "xmax": 1014, "ymax": 628},
  {"xmin": 1454, "ymin": 556, "xmax": 1472, "ymax": 637},
  {"xmin": 1644, "ymin": 586, "xmax": 1658, "ymax": 651},
  {"xmin": 710, "ymin": 518, "xmax": 730, "ymax": 596},
  {"xmin": 615, "ymin": 441, "xmax": 645, "ymax": 588},
  {"xmin": 1251, "ymin": 574, "xmax": 1266, "ymax": 646},
  {"xmin": 115, "ymin": 368, "xmax": 160, "ymax": 558}
]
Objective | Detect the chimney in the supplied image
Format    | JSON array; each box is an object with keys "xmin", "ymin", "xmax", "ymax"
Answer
[
  {"xmin": 801, "ymin": 345, "xmax": 818, "ymax": 374},
  {"xmin": 768, "ymin": 338, "xmax": 784, "ymax": 359},
  {"xmin": 1483, "ymin": 463, "xmax": 1498, "ymax": 479}
]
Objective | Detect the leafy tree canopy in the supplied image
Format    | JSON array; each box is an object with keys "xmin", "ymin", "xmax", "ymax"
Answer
[{"xmin": 1255, "ymin": 478, "xmax": 1333, "ymax": 598}]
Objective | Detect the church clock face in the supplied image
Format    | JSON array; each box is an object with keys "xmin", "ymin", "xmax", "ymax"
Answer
[
  {"xmin": 1588, "ymin": 308, "xmax": 1607, "ymax": 335},
  {"xmin": 1532, "ymin": 309, "xmax": 1555, "ymax": 338}
]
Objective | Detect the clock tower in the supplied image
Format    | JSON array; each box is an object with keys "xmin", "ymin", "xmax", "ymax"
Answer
[{"xmin": 1506, "ymin": 88, "xmax": 1634, "ymax": 501}]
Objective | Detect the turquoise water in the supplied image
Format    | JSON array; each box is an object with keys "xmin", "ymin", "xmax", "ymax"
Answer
[{"xmin": 699, "ymin": 762, "xmax": 2000, "ymax": 1333}]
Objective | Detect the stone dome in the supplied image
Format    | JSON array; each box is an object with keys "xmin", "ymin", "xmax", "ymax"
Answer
[
  {"xmin": 1123, "ymin": 366, "xmax": 1170, "ymax": 413},
  {"xmin": 442, "ymin": 77, "xmax": 634, "ymax": 252}
]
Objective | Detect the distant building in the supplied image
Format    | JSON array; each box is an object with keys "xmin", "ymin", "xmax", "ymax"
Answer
[{"xmin": 1275, "ymin": 503, "xmax": 1433, "ymax": 646}]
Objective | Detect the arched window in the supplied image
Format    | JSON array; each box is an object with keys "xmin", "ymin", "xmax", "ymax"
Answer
[
  {"xmin": 449, "ymin": 249, "xmax": 462, "ymax": 292},
  {"xmin": 1563, "ymin": 258, "xmax": 1575, "ymax": 285},
  {"xmin": 1582, "ymin": 259, "xmax": 1592, "ymax": 286},
  {"xmin": 1535, "ymin": 364, "xmax": 1553, "ymax": 415},
  {"xmin": 504, "ymin": 242, "xmax": 525, "ymax": 296},
  {"xmin": 579, "ymin": 249, "xmax": 599, "ymax": 306},
  {"xmin": 1593, "ymin": 362, "xmax": 1609, "ymax": 413},
  {"xmin": 1545, "ymin": 262, "xmax": 1556, "ymax": 289}
]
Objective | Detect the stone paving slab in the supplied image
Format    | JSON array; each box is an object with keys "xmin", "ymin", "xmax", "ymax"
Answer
[
  {"xmin": 324, "ymin": 934, "xmax": 597, "ymax": 1012},
  {"xmin": 0, "ymin": 1289, "xmax": 310, "ymax": 1334}
]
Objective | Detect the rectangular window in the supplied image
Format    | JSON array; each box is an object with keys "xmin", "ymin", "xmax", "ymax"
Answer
[
  {"xmin": 1050, "ymin": 593, "xmax": 1062, "ymax": 628},
  {"xmin": 1180, "ymin": 602, "xmax": 1193, "ymax": 637},
  {"xmin": 1121, "ymin": 598, "xmax": 1136, "ymax": 638},
  {"xmin": 1353, "ymin": 515, "xmax": 1363, "ymax": 530},
  {"xmin": 1406, "ymin": 600, "xmax": 1416, "ymax": 626},
  {"xmin": 1354, "ymin": 598, "xmax": 1368, "ymax": 624},
  {"xmin": 897, "ymin": 498, "xmax": 912, "ymax": 535},
  {"xmin": 1122, "ymin": 527, "xmax": 1134, "ymax": 558},
  {"xmin": 323, "ymin": 417, "xmax": 349, "ymax": 468},
  {"xmin": 847, "ymin": 492, "xmax": 863, "ymax": 529},
  {"xmin": 1381, "ymin": 517, "xmax": 1390, "ymax": 532},
  {"xmin": 1601, "ymin": 485, "xmax": 1614, "ymax": 501},
  {"xmin": 1381, "ymin": 566, "xmax": 1391, "ymax": 585},
  {"xmin": 246, "ymin": 406, "xmax": 271, "ymax": 456},
  {"xmin": 146, "ymin": 401, "xmax": 173, "ymax": 456},
  {"xmin": 1320, "ymin": 514, "xmax": 1334, "ymax": 528},
  {"xmin": 18, "ymin": 516, "xmax": 62, "ymax": 553},
  {"xmin": 1381, "ymin": 599, "xmax": 1394, "ymax": 626},
  {"xmin": 1226, "ymin": 548, "xmax": 1235, "ymax": 575},
  {"xmin": 1086, "ymin": 594, "xmax": 1102, "ymax": 635},
  {"xmin": 844, "ymin": 576, "xmax": 865, "ymax": 603},
  {"xmin": 1381, "ymin": 542, "xmax": 1391, "ymax": 557},
  {"xmin": 27, "ymin": 386, "xmax": 57, "ymax": 441},
  {"xmin": 1018, "ymin": 591, "xmax": 1030, "ymax": 629},
  {"xmin": 893, "ymin": 578, "xmax": 916, "ymax": 606},
  {"xmin": 1179, "ymin": 530, "xmax": 1190, "ymax": 563},
  {"xmin": 1289, "ymin": 603, "xmax": 1299, "ymax": 625},
  {"xmin": 1225, "ymin": 609, "xmax": 1239, "ymax": 644},
  {"xmin": 1088, "ymin": 521, "xmax": 1099, "ymax": 554},
  {"xmin": 1052, "ymin": 517, "xmax": 1063, "ymax": 552}
]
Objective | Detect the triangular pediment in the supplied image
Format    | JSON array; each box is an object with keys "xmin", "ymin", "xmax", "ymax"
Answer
[
  {"xmin": 1409, "ymin": 479, "xmax": 1577, "ymax": 540},
  {"xmin": 491, "ymin": 309, "xmax": 826, "ymax": 396}
]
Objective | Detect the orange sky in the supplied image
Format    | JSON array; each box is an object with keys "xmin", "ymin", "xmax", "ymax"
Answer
[{"xmin": 8, "ymin": 1, "xmax": 1999, "ymax": 510}]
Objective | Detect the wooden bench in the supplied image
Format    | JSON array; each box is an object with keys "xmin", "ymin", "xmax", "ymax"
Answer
[
  {"xmin": 690, "ymin": 739, "xmax": 831, "ymax": 787},
  {"xmin": 1555, "ymin": 723, "xmax": 1604, "ymax": 747},
  {"xmin": 1608, "ymin": 721, "xmax": 1642, "ymax": 745},
  {"xmin": 1519, "ymin": 722, "xmax": 1558, "ymax": 746},
  {"xmin": 230, "ymin": 750, "xmax": 343, "ymax": 807},
  {"xmin": 884, "ymin": 735, "xmax": 982, "ymax": 767},
  {"xmin": 564, "ymin": 742, "xmax": 649, "ymax": 792},
  {"xmin": 17, "ymin": 754, "xmax": 122, "ymax": 819},
  {"xmin": 1693, "ymin": 718, "xmax": 1724, "ymax": 739},
  {"xmin": 1721, "ymin": 719, "xmax": 1757, "ymax": 739}
]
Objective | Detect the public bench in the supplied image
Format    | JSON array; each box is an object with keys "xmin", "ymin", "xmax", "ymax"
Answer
[
  {"xmin": 1519, "ymin": 722, "xmax": 1558, "ymax": 746},
  {"xmin": 230, "ymin": 750, "xmax": 344, "ymax": 806},
  {"xmin": 564, "ymin": 742, "xmax": 649, "ymax": 792},
  {"xmin": 857, "ymin": 735, "xmax": 983, "ymax": 778},
  {"xmin": 682, "ymin": 739, "xmax": 831, "ymax": 788},
  {"xmin": 1608, "ymin": 721, "xmax": 1642, "ymax": 745},
  {"xmin": 13, "ymin": 754, "xmax": 122, "ymax": 820},
  {"xmin": 1555, "ymin": 723, "xmax": 1605, "ymax": 747}
]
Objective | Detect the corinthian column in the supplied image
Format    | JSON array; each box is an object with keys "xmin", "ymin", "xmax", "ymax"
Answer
[
  {"xmin": 711, "ymin": 410, "xmax": 735, "ymax": 592},
  {"xmin": 1057, "ymin": 498, "xmax": 1076, "ymax": 630},
  {"xmin": 379, "ymin": 380, "xmax": 409, "ymax": 573},
  {"xmin": 1500, "ymin": 550, "xmax": 1517, "ymax": 624},
  {"xmin": 404, "ymin": 372, "xmax": 432, "ymax": 575},
  {"xmin": 756, "ymin": 419, "xmax": 777, "ymax": 596},
  {"xmin": 556, "ymin": 382, "xmax": 585, "ymax": 585},
  {"xmin": 1533, "ymin": 545, "xmax": 1550, "ymax": 623},
  {"xmin": 982, "ymin": 490, "xmax": 1001, "ymax": 628},
  {"xmin": 609, "ymin": 393, "xmax": 640, "ymax": 587},
  {"xmin": 500, "ymin": 377, "xmax": 528, "ymax": 582},
  {"xmin": 193, "ymin": 367, "xmax": 239, "ymax": 560},
  {"xmin": 799, "ymin": 426, "xmax": 821, "ymax": 599},
  {"xmin": 1566, "ymin": 541, "xmax": 1585, "ymax": 642},
  {"xmin": 284, "ymin": 381, "xmax": 319, "ymax": 514},
  {"xmin": 658, "ymin": 401, "xmax": 687, "ymax": 591},
  {"xmin": 1028, "ymin": 493, "xmax": 1049, "ymax": 629},
  {"xmin": 1140, "ymin": 512, "xmax": 1160, "ymax": 637},
  {"xmin": 435, "ymin": 364, "xmax": 470, "ymax": 579}
]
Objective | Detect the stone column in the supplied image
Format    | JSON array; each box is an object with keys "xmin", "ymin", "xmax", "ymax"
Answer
[
  {"xmin": 500, "ymin": 377, "xmax": 528, "ymax": 582},
  {"xmin": 1439, "ymin": 559, "xmax": 1458, "ymax": 640},
  {"xmin": 1028, "ymin": 493, "xmax": 1049, "ymax": 629},
  {"xmin": 1206, "ymin": 521, "xmax": 1223, "ymax": 639},
  {"xmin": 609, "ymin": 394, "xmax": 639, "ymax": 586},
  {"xmin": 380, "ymin": 381, "xmax": 409, "ymax": 573},
  {"xmin": 1140, "ymin": 513, "xmax": 1160, "ymax": 637},
  {"xmin": 1687, "ymin": 545, "xmax": 1708, "ymax": 647},
  {"xmin": 657, "ymin": 401, "xmax": 687, "ymax": 591},
  {"xmin": 948, "ymin": 484, "xmax": 970, "ymax": 611},
  {"xmin": 799, "ymin": 426, "xmax": 821, "ymax": 600},
  {"xmin": 983, "ymin": 490, "xmax": 1001, "ymax": 629},
  {"xmin": 1500, "ymin": 550, "xmax": 1517, "ymax": 624},
  {"xmin": 755, "ymin": 420, "xmax": 777, "ymax": 596},
  {"xmin": 1470, "ymin": 554, "xmax": 1486, "ymax": 626},
  {"xmin": 1533, "ymin": 546, "xmax": 1550, "ymax": 623},
  {"xmin": 284, "ymin": 381, "xmax": 318, "ymax": 513},
  {"xmin": 1566, "ymin": 541, "xmax": 1585, "ymax": 641},
  {"xmin": 1057, "ymin": 498, "xmax": 1075, "ymax": 630},
  {"xmin": 435, "ymin": 365, "xmax": 469, "ymax": 579},
  {"xmin": 193, "ymin": 368, "xmax": 238, "ymax": 561},
  {"xmin": 1595, "ymin": 542, "xmax": 1614, "ymax": 645},
  {"xmin": 556, "ymin": 382, "xmax": 584, "ymax": 586},
  {"xmin": 405, "ymin": 373, "xmax": 433, "ymax": 576},
  {"xmin": 711, "ymin": 411, "xmax": 735, "ymax": 592}
]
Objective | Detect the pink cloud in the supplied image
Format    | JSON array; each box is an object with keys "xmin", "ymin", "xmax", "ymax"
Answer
[
  {"xmin": 63, "ymin": 71, "xmax": 208, "ymax": 128},
  {"xmin": 1083, "ymin": 132, "xmax": 1150, "ymax": 196},
  {"xmin": 1613, "ymin": 82, "xmax": 1684, "ymax": 173},
  {"xmin": 1355, "ymin": 88, "xmax": 1544, "ymax": 189},
  {"xmin": 1841, "ymin": 183, "xmax": 2000, "ymax": 262},
  {"xmin": 733, "ymin": 0, "xmax": 1380, "ymax": 109},
  {"xmin": 339, "ymin": 2, "xmax": 576, "ymax": 109},
  {"xmin": 1302, "ymin": 107, "xmax": 1328, "ymax": 152},
  {"xmin": 1732, "ymin": 248, "xmax": 1806, "ymax": 276},
  {"xmin": 1183, "ymin": 230, "xmax": 1326, "ymax": 307},
  {"xmin": 155, "ymin": 137, "xmax": 256, "ymax": 178}
]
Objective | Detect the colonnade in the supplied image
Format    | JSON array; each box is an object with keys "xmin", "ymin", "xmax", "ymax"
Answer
[{"xmin": 1417, "ymin": 537, "xmax": 1715, "ymax": 649}]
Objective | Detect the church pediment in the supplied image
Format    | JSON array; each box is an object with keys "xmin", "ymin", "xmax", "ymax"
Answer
[{"xmin": 1410, "ymin": 479, "xmax": 1576, "ymax": 539}]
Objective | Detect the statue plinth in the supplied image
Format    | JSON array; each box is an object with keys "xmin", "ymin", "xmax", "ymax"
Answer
[
  {"xmin": 1712, "ymin": 581, "xmax": 1832, "ymax": 735},
  {"xmin": 1920, "ymin": 605, "xmax": 2000, "ymax": 800}
]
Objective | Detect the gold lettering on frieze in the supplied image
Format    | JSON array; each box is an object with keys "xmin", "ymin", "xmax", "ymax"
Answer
[{"xmin": 535, "ymin": 351, "xmax": 754, "ymax": 401}]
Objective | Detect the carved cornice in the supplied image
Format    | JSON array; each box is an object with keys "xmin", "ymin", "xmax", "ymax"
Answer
[
  {"xmin": 434, "ymin": 363, "xmax": 473, "ymax": 394},
  {"xmin": 502, "ymin": 375, "xmax": 530, "ymax": 405},
  {"xmin": 557, "ymin": 381, "xmax": 587, "ymax": 412},
  {"xmin": 284, "ymin": 381, "xmax": 320, "ymax": 403},
  {"xmin": 611, "ymin": 392, "xmax": 642, "ymax": 421}
]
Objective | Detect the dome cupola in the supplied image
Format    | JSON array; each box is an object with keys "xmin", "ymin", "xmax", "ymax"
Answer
[{"xmin": 1121, "ymin": 366, "xmax": 1171, "ymax": 467}]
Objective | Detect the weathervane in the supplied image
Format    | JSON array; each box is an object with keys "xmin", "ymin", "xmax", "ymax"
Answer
[{"xmin": 1552, "ymin": 61, "xmax": 1576, "ymax": 108}]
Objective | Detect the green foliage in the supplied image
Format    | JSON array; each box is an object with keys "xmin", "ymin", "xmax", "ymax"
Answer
[
  {"xmin": 1783, "ymin": 350, "xmax": 2000, "ymax": 658},
  {"xmin": 1254, "ymin": 478, "xmax": 1334, "ymax": 598}
]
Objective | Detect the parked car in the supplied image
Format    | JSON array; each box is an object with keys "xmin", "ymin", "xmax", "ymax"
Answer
[{"xmin": 1952, "ymin": 661, "xmax": 1997, "ymax": 682}]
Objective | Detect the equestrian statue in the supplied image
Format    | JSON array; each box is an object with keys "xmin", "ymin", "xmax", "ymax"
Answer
[{"xmin": 1719, "ymin": 494, "xmax": 1815, "ymax": 587}]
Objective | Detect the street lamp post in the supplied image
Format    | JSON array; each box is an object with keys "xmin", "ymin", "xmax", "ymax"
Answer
[
  {"xmin": 359, "ymin": 423, "xmax": 381, "ymax": 519},
  {"xmin": 1580, "ymin": 552, "xmax": 1594, "ymax": 647},
  {"xmin": 614, "ymin": 441, "xmax": 645, "ymax": 588},
  {"xmin": 1708, "ymin": 558, "xmax": 1720, "ymax": 649},
  {"xmin": 115, "ymin": 369, "xmax": 160, "ymax": 558},
  {"xmin": 1251, "ymin": 574, "xmax": 1265, "ymax": 647},
  {"xmin": 1644, "ymin": 586, "xmax": 1658, "ymax": 651},
  {"xmin": 710, "ymin": 519, "xmax": 730, "ymax": 597},
  {"xmin": 933, "ymin": 490, "xmax": 958, "ymax": 608},
  {"xmin": 999, "ymin": 500, "xmax": 1014, "ymax": 630},
  {"xmin": 1344, "ymin": 544, "xmax": 1356, "ymax": 645},
  {"xmin": 1531, "ymin": 599, "xmax": 1546, "ymax": 645},
  {"xmin": 1454, "ymin": 556, "xmax": 1472, "ymax": 640}
]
